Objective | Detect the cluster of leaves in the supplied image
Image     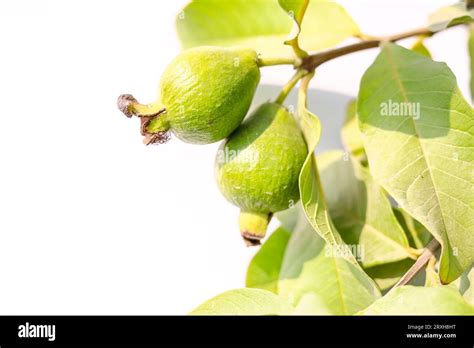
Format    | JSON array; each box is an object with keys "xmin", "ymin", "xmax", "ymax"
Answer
[{"xmin": 176, "ymin": 0, "xmax": 474, "ymax": 315}]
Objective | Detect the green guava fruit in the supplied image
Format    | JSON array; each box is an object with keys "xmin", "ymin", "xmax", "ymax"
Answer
[
  {"xmin": 118, "ymin": 46, "xmax": 260, "ymax": 145},
  {"xmin": 215, "ymin": 102, "xmax": 307, "ymax": 246}
]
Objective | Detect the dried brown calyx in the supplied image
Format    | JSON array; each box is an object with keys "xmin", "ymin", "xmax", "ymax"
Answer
[{"xmin": 117, "ymin": 94, "xmax": 169, "ymax": 145}]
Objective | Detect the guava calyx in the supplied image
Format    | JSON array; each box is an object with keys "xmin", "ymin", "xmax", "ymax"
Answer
[
  {"xmin": 117, "ymin": 94, "xmax": 139, "ymax": 118},
  {"xmin": 117, "ymin": 94, "xmax": 170, "ymax": 145},
  {"xmin": 239, "ymin": 211, "xmax": 272, "ymax": 246},
  {"xmin": 140, "ymin": 117, "xmax": 171, "ymax": 145}
]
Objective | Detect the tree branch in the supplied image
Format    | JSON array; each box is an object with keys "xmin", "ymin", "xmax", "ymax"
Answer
[
  {"xmin": 391, "ymin": 239, "xmax": 441, "ymax": 289},
  {"xmin": 300, "ymin": 24, "xmax": 465, "ymax": 71}
]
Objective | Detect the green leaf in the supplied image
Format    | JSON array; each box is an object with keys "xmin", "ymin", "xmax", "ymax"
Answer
[
  {"xmin": 278, "ymin": 214, "xmax": 381, "ymax": 314},
  {"xmin": 393, "ymin": 208, "xmax": 432, "ymax": 249},
  {"xmin": 469, "ymin": 25, "xmax": 474, "ymax": 101},
  {"xmin": 364, "ymin": 259, "xmax": 415, "ymax": 293},
  {"xmin": 453, "ymin": 265, "xmax": 474, "ymax": 304},
  {"xmin": 428, "ymin": 2, "xmax": 474, "ymax": 32},
  {"xmin": 425, "ymin": 257, "xmax": 442, "ymax": 287},
  {"xmin": 190, "ymin": 288, "xmax": 294, "ymax": 315},
  {"xmin": 278, "ymin": 0, "xmax": 308, "ymax": 24},
  {"xmin": 357, "ymin": 43, "xmax": 474, "ymax": 283},
  {"xmin": 360, "ymin": 286, "xmax": 474, "ymax": 315},
  {"xmin": 176, "ymin": 0, "xmax": 359, "ymax": 57},
  {"xmin": 177, "ymin": 0, "xmax": 293, "ymax": 56},
  {"xmin": 276, "ymin": 203, "xmax": 305, "ymax": 232},
  {"xmin": 318, "ymin": 150, "xmax": 416, "ymax": 267},
  {"xmin": 298, "ymin": 0, "xmax": 360, "ymax": 52},
  {"xmin": 365, "ymin": 259, "xmax": 429, "ymax": 294},
  {"xmin": 341, "ymin": 99, "xmax": 366, "ymax": 162},
  {"xmin": 292, "ymin": 293, "xmax": 334, "ymax": 314},
  {"xmin": 297, "ymin": 75, "xmax": 355, "ymax": 263},
  {"xmin": 271, "ymin": 191, "xmax": 381, "ymax": 314},
  {"xmin": 278, "ymin": 0, "xmax": 309, "ymax": 57},
  {"xmin": 246, "ymin": 227, "xmax": 291, "ymax": 293},
  {"xmin": 278, "ymin": 0, "xmax": 308, "ymax": 27},
  {"xmin": 411, "ymin": 40, "xmax": 432, "ymax": 59}
]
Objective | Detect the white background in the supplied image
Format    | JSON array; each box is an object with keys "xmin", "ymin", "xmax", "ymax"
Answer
[{"xmin": 0, "ymin": 0, "xmax": 469, "ymax": 314}]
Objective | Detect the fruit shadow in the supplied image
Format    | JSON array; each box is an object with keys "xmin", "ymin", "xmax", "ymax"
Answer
[{"xmin": 251, "ymin": 84, "xmax": 354, "ymax": 152}]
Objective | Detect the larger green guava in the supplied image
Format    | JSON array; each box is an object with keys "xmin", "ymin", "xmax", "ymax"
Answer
[
  {"xmin": 215, "ymin": 102, "xmax": 307, "ymax": 245},
  {"xmin": 119, "ymin": 46, "xmax": 260, "ymax": 145}
]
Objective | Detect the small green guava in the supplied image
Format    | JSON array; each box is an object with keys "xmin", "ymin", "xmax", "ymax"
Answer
[
  {"xmin": 118, "ymin": 46, "xmax": 260, "ymax": 145},
  {"xmin": 215, "ymin": 102, "xmax": 308, "ymax": 246}
]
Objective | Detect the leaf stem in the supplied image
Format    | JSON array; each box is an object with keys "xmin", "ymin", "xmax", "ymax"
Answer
[
  {"xmin": 299, "ymin": 71, "xmax": 315, "ymax": 96},
  {"xmin": 300, "ymin": 23, "xmax": 466, "ymax": 71},
  {"xmin": 275, "ymin": 69, "xmax": 308, "ymax": 104},
  {"xmin": 390, "ymin": 239, "xmax": 441, "ymax": 290}
]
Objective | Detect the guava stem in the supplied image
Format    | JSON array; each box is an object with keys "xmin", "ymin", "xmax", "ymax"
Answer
[
  {"xmin": 117, "ymin": 94, "xmax": 166, "ymax": 118},
  {"xmin": 275, "ymin": 69, "xmax": 308, "ymax": 105},
  {"xmin": 257, "ymin": 56, "xmax": 300, "ymax": 67}
]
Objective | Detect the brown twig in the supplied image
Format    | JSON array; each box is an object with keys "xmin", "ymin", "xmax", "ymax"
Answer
[
  {"xmin": 300, "ymin": 24, "xmax": 467, "ymax": 71},
  {"xmin": 391, "ymin": 239, "xmax": 441, "ymax": 289}
]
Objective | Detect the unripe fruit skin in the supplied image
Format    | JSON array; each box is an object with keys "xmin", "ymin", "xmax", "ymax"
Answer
[
  {"xmin": 158, "ymin": 46, "xmax": 260, "ymax": 144},
  {"xmin": 215, "ymin": 103, "xmax": 307, "ymax": 214}
]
